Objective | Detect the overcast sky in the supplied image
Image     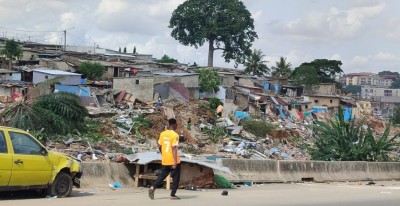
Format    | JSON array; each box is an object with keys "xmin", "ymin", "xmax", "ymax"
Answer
[{"xmin": 1, "ymin": 0, "xmax": 399, "ymax": 74}]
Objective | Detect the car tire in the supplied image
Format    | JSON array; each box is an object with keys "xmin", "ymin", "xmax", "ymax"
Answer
[{"xmin": 49, "ymin": 172, "xmax": 73, "ymax": 198}]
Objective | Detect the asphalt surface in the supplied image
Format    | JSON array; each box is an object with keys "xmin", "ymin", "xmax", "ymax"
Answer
[{"xmin": 1, "ymin": 181, "xmax": 400, "ymax": 206}]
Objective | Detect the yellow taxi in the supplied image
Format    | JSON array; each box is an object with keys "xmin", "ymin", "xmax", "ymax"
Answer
[{"xmin": 0, "ymin": 126, "xmax": 82, "ymax": 197}]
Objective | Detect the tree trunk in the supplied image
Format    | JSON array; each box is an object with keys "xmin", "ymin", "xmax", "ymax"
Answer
[
  {"xmin": 208, "ymin": 39, "xmax": 214, "ymax": 67},
  {"xmin": 8, "ymin": 59, "xmax": 12, "ymax": 70}
]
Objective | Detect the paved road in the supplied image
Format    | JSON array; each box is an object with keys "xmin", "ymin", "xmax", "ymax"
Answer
[{"xmin": 1, "ymin": 181, "xmax": 400, "ymax": 206}]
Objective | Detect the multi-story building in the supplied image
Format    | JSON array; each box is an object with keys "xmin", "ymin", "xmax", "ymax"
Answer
[
  {"xmin": 361, "ymin": 86, "xmax": 400, "ymax": 118},
  {"xmin": 344, "ymin": 72, "xmax": 395, "ymax": 87}
]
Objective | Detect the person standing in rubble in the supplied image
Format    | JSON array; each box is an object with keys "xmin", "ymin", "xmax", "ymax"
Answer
[{"xmin": 149, "ymin": 118, "xmax": 181, "ymax": 200}]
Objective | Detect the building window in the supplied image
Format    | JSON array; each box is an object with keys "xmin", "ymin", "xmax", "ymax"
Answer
[
  {"xmin": 305, "ymin": 105, "xmax": 308, "ymax": 109},
  {"xmin": 45, "ymin": 75, "xmax": 48, "ymax": 79},
  {"xmin": 314, "ymin": 100, "xmax": 319, "ymax": 103},
  {"xmin": 384, "ymin": 90, "xmax": 392, "ymax": 96},
  {"xmin": 135, "ymin": 79, "xmax": 139, "ymax": 85},
  {"xmin": 330, "ymin": 99, "xmax": 333, "ymax": 103}
]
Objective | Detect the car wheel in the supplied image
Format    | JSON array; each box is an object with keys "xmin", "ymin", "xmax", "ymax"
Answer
[{"xmin": 49, "ymin": 172, "xmax": 73, "ymax": 198}]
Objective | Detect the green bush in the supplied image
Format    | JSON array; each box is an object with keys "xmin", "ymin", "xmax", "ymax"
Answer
[
  {"xmin": 243, "ymin": 119, "xmax": 275, "ymax": 137},
  {"xmin": 308, "ymin": 107, "xmax": 400, "ymax": 161},
  {"xmin": 209, "ymin": 97, "xmax": 223, "ymax": 110}
]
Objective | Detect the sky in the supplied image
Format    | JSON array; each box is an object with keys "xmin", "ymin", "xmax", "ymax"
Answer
[{"xmin": 0, "ymin": 0, "xmax": 399, "ymax": 74}]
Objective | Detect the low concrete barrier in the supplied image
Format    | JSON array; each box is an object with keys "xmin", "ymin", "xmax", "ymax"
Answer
[
  {"xmin": 79, "ymin": 160, "xmax": 400, "ymax": 187},
  {"xmin": 218, "ymin": 159, "xmax": 400, "ymax": 183},
  {"xmin": 80, "ymin": 163, "xmax": 134, "ymax": 187}
]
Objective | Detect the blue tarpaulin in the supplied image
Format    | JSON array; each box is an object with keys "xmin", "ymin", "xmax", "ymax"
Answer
[
  {"xmin": 274, "ymin": 84, "xmax": 280, "ymax": 94},
  {"xmin": 263, "ymin": 83, "xmax": 270, "ymax": 91},
  {"xmin": 55, "ymin": 84, "xmax": 91, "ymax": 97},
  {"xmin": 234, "ymin": 111, "xmax": 250, "ymax": 119},
  {"xmin": 312, "ymin": 106, "xmax": 328, "ymax": 113},
  {"xmin": 344, "ymin": 107, "xmax": 352, "ymax": 121}
]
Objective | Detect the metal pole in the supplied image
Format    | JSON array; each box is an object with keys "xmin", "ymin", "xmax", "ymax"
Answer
[{"xmin": 64, "ymin": 30, "xmax": 66, "ymax": 51}]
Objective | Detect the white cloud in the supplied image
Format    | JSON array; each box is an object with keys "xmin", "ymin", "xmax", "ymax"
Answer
[
  {"xmin": 268, "ymin": 2, "xmax": 386, "ymax": 42},
  {"xmin": 374, "ymin": 52, "xmax": 397, "ymax": 61}
]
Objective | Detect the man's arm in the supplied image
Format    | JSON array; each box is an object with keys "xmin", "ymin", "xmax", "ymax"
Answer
[
  {"xmin": 158, "ymin": 144, "xmax": 162, "ymax": 154},
  {"xmin": 172, "ymin": 146, "xmax": 178, "ymax": 169}
]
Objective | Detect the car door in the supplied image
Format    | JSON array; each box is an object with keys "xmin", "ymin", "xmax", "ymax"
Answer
[
  {"xmin": 0, "ymin": 130, "xmax": 12, "ymax": 186},
  {"xmin": 8, "ymin": 131, "xmax": 53, "ymax": 186}
]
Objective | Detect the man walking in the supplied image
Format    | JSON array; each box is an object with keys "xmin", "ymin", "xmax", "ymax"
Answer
[{"xmin": 149, "ymin": 118, "xmax": 181, "ymax": 200}]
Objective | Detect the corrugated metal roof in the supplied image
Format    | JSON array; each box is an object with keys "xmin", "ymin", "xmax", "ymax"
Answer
[
  {"xmin": 153, "ymin": 72, "xmax": 197, "ymax": 77},
  {"xmin": 124, "ymin": 152, "xmax": 233, "ymax": 175},
  {"xmin": 33, "ymin": 69, "xmax": 81, "ymax": 76}
]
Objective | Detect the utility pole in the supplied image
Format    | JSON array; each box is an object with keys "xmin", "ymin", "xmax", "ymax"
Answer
[{"xmin": 64, "ymin": 30, "xmax": 66, "ymax": 51}]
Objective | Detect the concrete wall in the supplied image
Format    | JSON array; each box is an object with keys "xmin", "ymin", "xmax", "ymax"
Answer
[
  {"xmin": 219, "ymin": 73, "xmax": 235, "ymax": 87},
  {"xmin": 79, "ymin": 160, "xmax": 400, "ymax": 187},
  {"xmin": 216, "ymin": 159, "xmax": 400, "ymax": 183},
  {"xmin": 304, "ymin": 96, "xmax": 340, "ymax": 108},
  {"xmin": 113, "ymin": 77, "xmax": 154, "ymax": 102},
  {"xmin": 32, "ymin": 72, "xmax": 81, "ymax": 85}
]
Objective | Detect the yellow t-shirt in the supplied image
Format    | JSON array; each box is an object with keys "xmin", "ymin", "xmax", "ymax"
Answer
[{"xmin": 158, "ymin": 130, "xmax": 180, "ymax": 166}]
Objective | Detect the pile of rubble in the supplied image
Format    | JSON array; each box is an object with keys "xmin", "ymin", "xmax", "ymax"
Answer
[{"xmin": 44, "ymin": 97, "xmax": 399, "ymax": 163}]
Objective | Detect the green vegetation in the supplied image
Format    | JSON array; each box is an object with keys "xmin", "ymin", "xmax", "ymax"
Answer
[
  {"xmin": 209, "ymin": 97, "xmax": 223, "ymax": 110},
  {"xmin": 1, "ymin": 92, "xmax": 88, "ymax": 135},
  {"xmin": 378, "ymin": 71, "xmax": 399, "ymax": 76},
  {"xmin": 391, "ymin": 78, "xmax": 400, "ymax": 89},
  {"xmin": 197, "ymin": 69, "xmax": 221, "ymax": 94},
  {"xmin": 78, "ymin": 61, "xmax": 106, "ymax": 80},
  {"xmin": 123, "ymin": 47, "xmax": 127, "ymax": 53},
  {"xmin": 169, "ymin": 0, "xmax": 257, "ymax": 67},
  {"xmin": 157, "ymin": 54, "xmax": 177, "ymax": 63},
  {"xmin": 203, "ymin": 126, "xmax": 227, "ymax": 143},
  {"xmin": 308, "ymin": 107, "xmax": 399, "ymax": 161},
  {"xmin": 0, "ymin": 39, "xmax": 23, "ymax": 69},
  {"xmin": 343, "ymin": 85, "xmax": 362, "ymax": 94},
  {"xmin": 243, "ymin": 119, "xmax": 275, "ymax": 137},
  {"xmin": 243, "ymin": 49, "xmax": 270, "ymax": 76},
  {"xmin": 292, "ymin": 59, "xmax": 343, "ymax": 85},
  {"xmin": 271, "ymin": 57, "xmax": 292, "ymax": 78},
  {"xmin": 392, "ymin": 105, "xmax": 400, "ymax": 125},
  {"xmin": 133, "ymin": 46, "xmax": 137, "ymax": 54}
]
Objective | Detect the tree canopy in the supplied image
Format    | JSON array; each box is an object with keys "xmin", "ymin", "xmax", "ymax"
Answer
[
  {"xmin": 157, "ymin": 55, "xmax": 177, "ymax": 63},
  {"xmin": 343, "ymin": 85, "xmax": 361, "ymax": 94},
  {"xmin": 378, "ymin": 71, "xmax": 399, "ymax": 76},
  {"xmin": 243, "ymin": 49, "xmax": 269, "ymax": 76},
  {"xmin": 271, "ymin": 57, "xmax": 292, "ymax": 78},
  {"xmin": 291, "ymin": 65, "xmax": 320, "ymax": 90},
  {"xmin": 169, "ymin": 0, "xmax": 257, "ymax": 67},
  {"xmin": 0, "ymin": 39, "xmax": 23, "ymax": 69},
  {"xmin": 293, "ymin": 59, "xmax": 343, "ymax": 83},
  {"xmin": 197, "ymin": 69, "xmax": 221, "ymax": 93},
  {"xmin": 79, "ymin": 61, "xmax": 106, "ymax": 80}
]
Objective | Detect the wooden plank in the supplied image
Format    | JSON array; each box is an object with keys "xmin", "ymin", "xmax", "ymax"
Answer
[
  {"xmin": 143, "ymin": 164, "xmax": 148, "ymax": 186},
  {"xmin": 134, "ymin": 164, "xmax": 140, "ymax": 188}
]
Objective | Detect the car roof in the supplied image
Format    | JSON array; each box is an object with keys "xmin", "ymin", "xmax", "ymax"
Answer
[{"xmin": 0, "ymin": 126, "xmax": 27, "ymax": 132}]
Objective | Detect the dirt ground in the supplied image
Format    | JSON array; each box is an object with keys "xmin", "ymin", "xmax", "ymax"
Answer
[{"xmin": 1, "ymin": 181, "xmax": 400, "ymax": 206}]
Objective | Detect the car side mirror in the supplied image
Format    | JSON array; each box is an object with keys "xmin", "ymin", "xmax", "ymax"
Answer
[{"xmin": 41, "ymin": 148, "xmax": 48, "ymax": 156}]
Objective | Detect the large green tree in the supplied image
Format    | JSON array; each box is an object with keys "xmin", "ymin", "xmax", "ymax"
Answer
[
  {"xmin": 271, "ymin": 57, "xmax": 292, "ymax": 78},
  {"xmin": 197, "ymin": 69, "xmax": 221, "ymax": 94},
  {"xmin": 291, "ymin": 65, "xmax": 320, "ymax": 90},
  {"xmin": 293, "ymin": 59, "xmax": 343, "ymax": 83},
  {"xmin": 79, "ymin": 61, "xmax": 106, "ymax": 80},
  {"xmin": 0, "ymin": 39, "xmax": 23, "ymax": 69},
  {"xmin": 243, "ymin": 49, "xmax": 269, "ymax": 76},
  {"xmin": 169, "ymin": 0, "xmax": 257, "ymax": 67}
]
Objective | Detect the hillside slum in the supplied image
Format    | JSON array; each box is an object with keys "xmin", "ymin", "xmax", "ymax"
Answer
[{"xmin": 43, "ymin": 83, "xmax": 400, "ymax": 163}]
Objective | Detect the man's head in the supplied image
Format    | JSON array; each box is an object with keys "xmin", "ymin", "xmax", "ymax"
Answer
[{"xmin": 168, "ymin": 118, "xmax": 177, "ymax": 130}]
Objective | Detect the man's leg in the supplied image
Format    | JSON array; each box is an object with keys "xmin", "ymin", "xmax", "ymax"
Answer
[
  {"xmin": 149, "ymin": 166, "xmax": 171, "ymax": 199},
  {"xmin": 170, "ymin": 163, "xmax": 181, "ymax": 198}
]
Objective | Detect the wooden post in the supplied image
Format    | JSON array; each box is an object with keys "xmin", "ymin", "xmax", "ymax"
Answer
[
  {"xmin": 143, "ymin": 164, "xmax": 148, "ymax": 186},
  {"xmin": 134, "ymin": 164, "xmax": 140, "ymax": 188}
]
